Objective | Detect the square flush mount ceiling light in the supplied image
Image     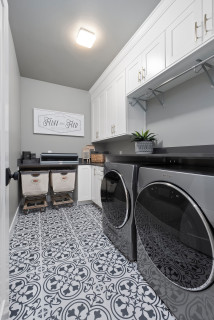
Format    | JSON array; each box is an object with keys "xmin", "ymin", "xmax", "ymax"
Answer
[{"xmin": 76, "ymin": 28, "xmax": 96, "ymax": 48}]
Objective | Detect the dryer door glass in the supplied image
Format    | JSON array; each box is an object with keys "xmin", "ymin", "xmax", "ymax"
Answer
[
  {"xmin": 135, "ymin": 182, "xmax": 214, "ymax": 291},
  {"xmin": 101, "ymin": 170, "xmax": 130, "ymax": 228}
]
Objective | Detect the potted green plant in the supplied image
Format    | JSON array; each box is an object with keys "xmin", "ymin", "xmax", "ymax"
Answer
[{"xmin": 132, "ymin": 129, "xmax": 157, "ymax": 154}]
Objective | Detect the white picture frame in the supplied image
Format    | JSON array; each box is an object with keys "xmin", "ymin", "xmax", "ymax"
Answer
[{"xmin": 33, "ymin": 108, "xmax": 84, "ymax": 137}]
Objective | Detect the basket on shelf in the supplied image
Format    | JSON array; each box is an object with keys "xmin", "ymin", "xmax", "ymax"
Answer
[{"xmin": 91, "ymin": 153, "xmax": 105, "ymax": 163}]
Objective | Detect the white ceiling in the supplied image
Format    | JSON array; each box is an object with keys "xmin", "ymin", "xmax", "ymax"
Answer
[{"xmin": 8, "ymin": 0, "xmax": 161, "ymax": 91}]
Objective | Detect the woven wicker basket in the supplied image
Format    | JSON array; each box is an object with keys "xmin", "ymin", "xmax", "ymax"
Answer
[{"xmin": 91, "ymin": 153, "xmax": 105, "ymax": 163}]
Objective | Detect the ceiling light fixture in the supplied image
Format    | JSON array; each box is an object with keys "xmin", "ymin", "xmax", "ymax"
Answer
[{"xmin": 76, "ymin": 28, "xmax": 96, "ymax": 48}]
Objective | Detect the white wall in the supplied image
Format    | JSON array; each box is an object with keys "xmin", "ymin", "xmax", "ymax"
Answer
[
  {"xmin": 9, "ymin": 28, "xmax": 21, "ymax": 226},
  {"xmin": 20, "ymin": 77, "xmax": 91, "ymax": 157},
  {"xmin": 146, "ymin": 71, "xmax": 214, "ymax": 147}
]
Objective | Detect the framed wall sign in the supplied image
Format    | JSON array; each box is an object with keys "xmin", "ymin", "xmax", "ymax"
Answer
[{"xmin": 34, "ymin": 108, "xmax": 84, "ymax": 136}]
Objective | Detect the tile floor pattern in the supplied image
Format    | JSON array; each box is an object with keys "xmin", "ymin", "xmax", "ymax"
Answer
[{"xmin": 9, "ymin": 204, "xmax": 176, "ymax": 320}]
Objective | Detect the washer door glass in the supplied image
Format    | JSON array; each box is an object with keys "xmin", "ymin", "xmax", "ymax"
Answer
[
  {"xmin": 101, "ymin": 170, "xmax": 130, "ymax": 228},
  {"xmin": 135, "ymin": 182, "xmax": 214, "ymax": 291}
]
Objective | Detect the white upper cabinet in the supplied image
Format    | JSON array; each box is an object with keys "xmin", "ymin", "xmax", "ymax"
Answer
[
  {"xmin": 143, "ymin": 32, "xmax": 166, "ymax": 81},
  {"xmin": 203, "ymin": 0, "xmax": 214, "ymax": 42},
  {"xmin": 114, "ymin": 71, "xmax": 126, "ymax": 136},
  {"xmin": 99, "ymin": 91, "xmax": 107, "ymax": 140},
  {"xmin": 166, "ymin": 0, "xmax": 202, "ymax": 67},
  {"xmin": 126, "ymin": 32, "xmax": 166, "ymax": 95},
  {"xmin": 106, "ymin": 83, "xmax": 115, "ymax": 138},
  {"xmin": 91, "ymin": 70, "xmax": 128, "ymax": 142},
  {"xmin": 126, "ymin": 55, "xmax": 142, "ymax": 95},
  {"xmin": 91, "ymin": 97, "xmax": 100, "ymax": 142}
]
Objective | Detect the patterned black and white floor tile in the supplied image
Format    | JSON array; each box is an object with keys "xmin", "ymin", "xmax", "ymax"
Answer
[{"xmin": 9, "ymin": 204, "xmax": 176, "ymax": 320}]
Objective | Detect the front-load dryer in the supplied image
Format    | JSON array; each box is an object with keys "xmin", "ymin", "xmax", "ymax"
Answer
[
  {"xmin": 101, "ymin": 162, "xmax": 139, "ymax": 261},
  {"xmin": 135, "ymin": 165, "xmax": 214, "ymax": 320}
]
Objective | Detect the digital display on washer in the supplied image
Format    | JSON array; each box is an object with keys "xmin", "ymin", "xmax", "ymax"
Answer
[
  {"xmin": 135, "ymin": 182, "xmax": 214, "ymax": 291},
  {"xmin": 101, "ymin": 171, "xmax": 129, "ymax": 229}
]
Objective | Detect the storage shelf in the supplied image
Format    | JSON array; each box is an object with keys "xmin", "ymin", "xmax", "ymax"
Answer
[{"xmin": 128, "ymin": 51, "xmax": 214, "ymax": 110}]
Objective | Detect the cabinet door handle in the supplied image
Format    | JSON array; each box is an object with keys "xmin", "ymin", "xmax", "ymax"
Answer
[
  {"xmin": 195, "ymin": 21, "xmax": 199, "ymax": 42},
  {"xmin": 138, "ymin": 71, "xmax": 141, "ymax": 82},
  {"xmin": 204, "ymin": 14, "xmax": 209, "ymax": 34},
  {"xmin": 113, "ymin": 125, "xmax": 115, "ymax": 134},
  {"xmin": 111, "ymin": 125, "xmax": 113, "ymax": 134},
  {"xmin": 142, "ymin": 67, "xmax": 145, "ymax": 80}
]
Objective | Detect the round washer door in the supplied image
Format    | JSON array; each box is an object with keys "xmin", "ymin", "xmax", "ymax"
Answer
[
  {"xmin": 135, "ymin": 182, "xmax": 214, "ymax": 291},
  {"xmin": 101, "ymin": 170, "xmax": 130, "ymax": 229}
]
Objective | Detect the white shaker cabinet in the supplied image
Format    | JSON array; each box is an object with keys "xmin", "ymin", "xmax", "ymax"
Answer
[
  {"xmin": 91, "ymin": 166, "xmax": 104, "ymax": 208},
  {"xmin": 77, "ymin": 166, "xmax": 92, "ymax": 202},
  {"xmin": 166, "ymin": 0, "xmax": 202, "ymax": 67},
  {"xmin": 91, "ymin": 70, "xmax": 128, "ymax": 141},
  {"xmin": 99, "ymin": 91, "xmax": 107, "ymax": 140},
  {"xmin": 113, "ymin": 71, "xmax": 126, "ymax": 136},
  {"xmin": 106, "ymin": 83, "xmax": 115, "ymax": 138},
  {"xmin": 142, "ymin": 32, "xmax": 165, "ymax": 82},
  {"xmin": 126, "ymin": 32, "xmax": 165, "ymax": 95},
  {"xmin": 126, "ymin": 55, "xmax": 142, "ymax": 95},
  {"xmin": 91, "ymin": 97, "xmax": 100, "ymax": 142}
]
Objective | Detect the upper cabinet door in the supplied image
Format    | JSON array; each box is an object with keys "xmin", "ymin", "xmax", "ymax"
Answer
[
  {"xmin": 142, "ymin": 32, "xmax": 166, "ymax": 81},
  {"xmin": 126, "ymin": 55, "xmax": 142, "ymax": 94},
  {"xmin": 91, "ymin": 96, "xmax": 100, "ymax": 142},
  {"xmin": 106, "ymin": 83, "xmax": 115, "ymax": 138},
  {"xmin": 99, "ymin": 91, "xmax": 107, "ymax": 140},
  {"xmin": 114, "ymin": 71, "xmax": 126, "ymax": 136},
  {"xmin": 203, "ymin": 0, "xmax": 214, "ymax": 41},
  {"xmin": 166, "ymin": 0, "xmax": 203, "ymax": 67}
]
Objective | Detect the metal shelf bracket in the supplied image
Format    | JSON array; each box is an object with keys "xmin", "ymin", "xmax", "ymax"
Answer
[
  {"xmin": 196, "ymin": 59, "xmax": 214, "ymax": 87},
  {"xmin": 128, "ymin": 98, "xmax": 147, "ymax": 112},
  {"xmin": 148, "ymin": 89, "xmax": 164, "ymax": 106}
]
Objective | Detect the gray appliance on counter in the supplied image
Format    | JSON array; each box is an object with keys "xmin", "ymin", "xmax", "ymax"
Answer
[
  {"xmin": 40, "ymin": 153, "xmax": 79, "ymax": 164},
  {"xmin": 135, "ymin": 165, "xmax": 214, "ymax": 320},
  {"xmin": 101, "ymin": 162, "xmax": 140, "ymax": 261}
]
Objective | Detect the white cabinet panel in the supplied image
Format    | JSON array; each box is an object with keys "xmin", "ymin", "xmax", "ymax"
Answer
[
  {"xmin": 126, "ymin": 32, "xmax": 165, "ymax": 95},
  {"xmin": 99, "ymin": 91, "xmax": 106, "ymax": 140},
  {"xmin": 91, "ymin": 166, "xmax": 103, "ymax": 208},
  {"xmin": 126, "ymin": 55, "xmax": 141, "ymax": 94},
  {"xmin": 143, "ymin": 32, "xmax": 166, "ymax": 81},
  {"xmin": 114, "ymin": 71, "xmax": 127, "ymax": 136},
  {"xmin": 203, "ymin": 0, "xmax": 214, "ymax": 41},
  {"xmin": 166, "ymin": 0, "xmax": 202, "ymax": 66},
  {"xmin": 106, "ymin": 83, "xmax": 116, "ymax": 138},
  {"xmin": 78, "ymin": 166, "xmax": 91, "ymax": 202},
  {"xmin": 91, "ymin": 97, "xmax": 100, "ymax": 141}
]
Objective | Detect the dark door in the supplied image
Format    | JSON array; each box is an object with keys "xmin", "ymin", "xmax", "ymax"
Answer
[
  {"xmin": 135, "ymin": 182, "xmax": 214, "ymax": 291},
  {"xmin": 101, "ymin": 170, "xmax": 130, "ymax": 229}
]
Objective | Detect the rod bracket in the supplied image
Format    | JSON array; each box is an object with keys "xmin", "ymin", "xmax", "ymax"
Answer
[
  {"xmin": 196, "ymin": 59, "xmax": 214, "ymax": 87},
  {"xmin": 128, "ymin": 98, "xmax": 147, "ymax": 111},
  {"xmin": 148, "ymin": 88, "xmax": 164, "ymax": 106}
]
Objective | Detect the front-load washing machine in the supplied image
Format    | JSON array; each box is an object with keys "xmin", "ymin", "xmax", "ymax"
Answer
[
  {"xmin": 135, "ymin": 165, "xmax": 214, "ymax": 320},
  {"xmin": 101, "ymin": 162, "xmax": 139, "ymax": 261}
]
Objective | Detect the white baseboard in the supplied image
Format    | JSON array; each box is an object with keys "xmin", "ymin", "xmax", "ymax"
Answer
[{"xmin": 9, "ymin": 202, "xmax": 20, "ymax": 236}]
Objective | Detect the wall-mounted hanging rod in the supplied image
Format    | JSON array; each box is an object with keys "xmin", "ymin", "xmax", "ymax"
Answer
[
  {"xmin": 129, "ymin": 53, "xmax": 214, "ymax": 110},
  {"xmin": 154, "ymin": 53, "xmax": 214, "ymax": 92}
]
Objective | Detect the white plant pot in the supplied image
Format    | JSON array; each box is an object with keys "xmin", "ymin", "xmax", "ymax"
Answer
[{"xmin": 135, "ymin": 141, "xmax": 153, "ymax": 154}]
